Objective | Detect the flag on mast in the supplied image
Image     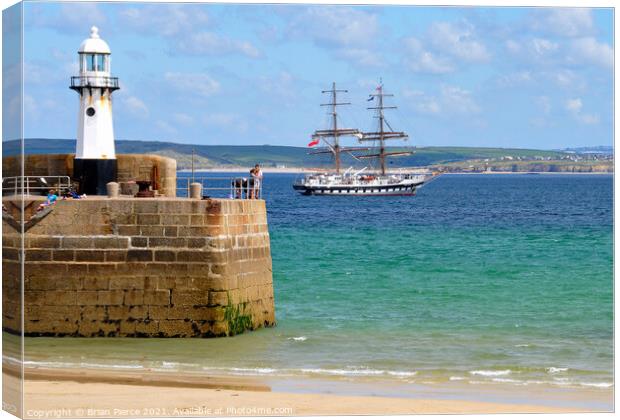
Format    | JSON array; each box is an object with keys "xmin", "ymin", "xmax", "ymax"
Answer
[{"xmin": 308, "ymin": 138, "xmax": 320, "ymax": 147}]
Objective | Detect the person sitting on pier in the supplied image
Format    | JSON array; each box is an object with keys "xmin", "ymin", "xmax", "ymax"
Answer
[
  {"xmin": 232, "ymin": 177, "xmax": 249, "ymax": 199},
  {"xmin": 62, "ymin": 187, "xmax": 85, "ymax": 200},
  {"xmin": 37, "ymin": 189, "xmax": 58, "ymax": 211}
]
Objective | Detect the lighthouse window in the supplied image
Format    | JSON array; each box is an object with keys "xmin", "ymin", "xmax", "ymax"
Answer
[
  {"xmin": 86, "ymin": 54, "xmax": 96, "ymax": 71},
  {"xmin": 86, "ymin": 107, "xmax": 96, "ymax": 117},
  {"xmin": 96, "ymin": 54, "xmax": 104, "ymax": 71}
]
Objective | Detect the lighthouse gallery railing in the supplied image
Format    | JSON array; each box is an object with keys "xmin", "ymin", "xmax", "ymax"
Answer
[{"xmin": 70, "ymin": 76, "xmax": 119, "ymax": 90}]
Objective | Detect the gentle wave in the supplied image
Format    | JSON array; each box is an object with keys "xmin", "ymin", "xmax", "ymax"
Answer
[
  {"xmin": 16, "ymin": 359, "xmax": 612, "ymax": 390},
  {"xmin": 547, "ymin": 367, "xmax": 569, "ymax": 374},
  {"xmin": 470, "ymin": 369, "xmax": 511, "ymax": 377},
  {"xmin": 579, "ymin": 382, "xmax": 613, "ymax": 388},
  {"xmin": 288, "ymin": 336, "xmax": 308, "ymax": 342},
  {"xmin": 301, "ymin": 368, "xmax": 386, "ymax": 376}
]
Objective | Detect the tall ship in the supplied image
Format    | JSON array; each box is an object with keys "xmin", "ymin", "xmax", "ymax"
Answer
[{"xmin": 293, "ymin": 81, "xmax": 436, "ymax": 196}]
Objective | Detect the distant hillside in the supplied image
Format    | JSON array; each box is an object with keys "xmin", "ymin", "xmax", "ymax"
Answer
[{"xmin": 2, "ymin": 138, "xmax": 575, "ymax": 170}]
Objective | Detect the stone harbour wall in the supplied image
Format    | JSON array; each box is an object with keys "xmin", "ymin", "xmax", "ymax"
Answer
[
  {"xmin": 2, "ymin": 154, "xmax": 177, "ymax": 197},
  {"xmin": 2, "ymin": 197, "xmax": 274, "ymax": 337}
]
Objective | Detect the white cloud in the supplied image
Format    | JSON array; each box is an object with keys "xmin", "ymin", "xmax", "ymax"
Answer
[
  {"xmin": 118, "ymin": 4, "xmax": 209, "ymax": 37},
  {"xmin": 497, "ymin": 71, "xmax": 533, "ymax": 87},
  {"xmin": 176, "ymin": 32, "xmax": 260, "ymax": 58},
  {"xmin": 532, "ymin": 8, "xmax": 594, "ymax": 38},
  {"xmin": 531, "ymin": 38, "xmax": 559, "ymax": 56},
  {"xmin": 537, "ymin": 96, "xmax": 552, "ymax": 115},
  {"xmin": 172, "ymin": 113, "xmax": 194, "ymax": 125},
  {"xmin": 337, "ymin": 48, "xmax": 383, "ymax": 67},
  {"xmin": 440, "ymin": 85, "xmax": 480, "ymax": 115},
  {"xmin": 203, "ymin": 113, "xmax": 248, "ymax": 133},
  {"xmin": 164, "ymin": 72, "xmax": 220, "ymax": 98},
  {"xmin": 27, "ymin": 3, "xmax": 107, "ymax": 34},
  {"xmin": 565, "ymin": 97, "xmax": 599, "ymax": 125},
  {"xmin": 505, "ymin": 39, "xmax": 521, "ymax": 54},
  {"xmin": 402, "ymin": 19, "xmax": 488, "ymax": 74},
  {"xmin": 403, "ymin": 85, "xmax": 480, "ymax": 116},
  {"xmin": 155, "ymin": 120, "xmax": 177, "ymax": 134},
  {"xmin": 565, "ymin": 98, "xmax": 582, "ymax": 113},
  {"xmin": 204, "ymin": 113, "xmax": 234, "ymax": 126},
  {"xmin": 405, "ymin": 90, "xmax": 442, "ymax": 114},
  {"xmin": 285, "ymin": 7, "xmax": 382, "ymax": 67},
  {"xmin": 569, "ymin": 37, "xmax": 613, "ymax": 68},
  {"xmin": 288, "ymin": 7, "xmax": 378, "ymax": 48},
  {"xmin": 403, "ymin": 37, "xmax": 453, "ymax": 74},
  {"xmin": 429, "ymin": 20, "xmax": 490, "ymax": 63},
  {"xmin": 122, "ymin": 96, "xmax": 149, "ymax": 118},
  {"xmin": 119, "ymin": 5, "xmax": 258, "ymax": 59}
]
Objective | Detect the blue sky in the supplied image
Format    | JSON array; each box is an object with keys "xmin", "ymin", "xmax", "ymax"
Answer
[{"xmin": 6, "ymin": 2, "xmax": 615, "ymax": 149}]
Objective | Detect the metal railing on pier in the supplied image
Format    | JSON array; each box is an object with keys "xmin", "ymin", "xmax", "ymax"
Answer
[
  {"xmin": 176, "ymin": 176, "xmax": 263, "ymax": 199},
  {"xmin": 2, "ymin": 176, "xmax": 72, "ymax": 196}
]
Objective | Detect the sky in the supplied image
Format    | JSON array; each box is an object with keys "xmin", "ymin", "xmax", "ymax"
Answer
[{"xmin": 3, "ymin": 1, "xmax": 615, "ymax": 149}]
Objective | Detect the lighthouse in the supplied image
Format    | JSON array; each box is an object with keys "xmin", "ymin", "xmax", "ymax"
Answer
[{"xmin": 70, "ymin": 26, "xmax": 119, "ymax": 195}]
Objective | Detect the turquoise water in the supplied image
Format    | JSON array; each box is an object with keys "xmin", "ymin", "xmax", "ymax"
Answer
[{"xmin": 22, "ymin": 174, "xmax": 613, "ymax": 395}]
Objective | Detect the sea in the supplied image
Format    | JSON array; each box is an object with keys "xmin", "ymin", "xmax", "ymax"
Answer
[{"xmin": 20, "ymin": 173, "xmax": 613, "ymax": 408}]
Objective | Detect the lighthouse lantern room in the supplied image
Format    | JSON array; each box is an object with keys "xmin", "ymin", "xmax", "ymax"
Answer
[{"xmin": 70, "ymin": 26, "xmax": 120, "ymax": 195}]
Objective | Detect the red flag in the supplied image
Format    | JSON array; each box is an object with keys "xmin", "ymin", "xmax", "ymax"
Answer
[{"xmin": 308, "ymin": 138, "xmax": 320, "ymax": 147}]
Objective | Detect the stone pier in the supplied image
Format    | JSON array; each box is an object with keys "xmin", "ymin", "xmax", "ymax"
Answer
[{"xmin": 2, "ymin": 197, "xmax": 275, "ymax": 337}]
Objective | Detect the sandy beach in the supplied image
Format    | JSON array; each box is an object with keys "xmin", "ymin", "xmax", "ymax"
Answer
[{"xmin": 4, "ymin": 367, "xmax": 606, "ymax": 418}]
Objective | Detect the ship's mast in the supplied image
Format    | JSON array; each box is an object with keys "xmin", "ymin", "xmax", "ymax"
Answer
[
  {"xmin": 360, "ymin": 81, "xmax": 410, "ymax": 175},
  {"xmin": 312, "ymin": 82, "xmax": 363, "ymax": 174}
]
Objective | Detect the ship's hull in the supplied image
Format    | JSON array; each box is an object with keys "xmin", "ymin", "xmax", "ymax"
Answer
[
  {"xmin": 293, "ymin": 172, "xmax": 433, "ymax": 196},
  {"xmin": 293, "ymin": 182, "xmax": 418, "ymax": 196}
]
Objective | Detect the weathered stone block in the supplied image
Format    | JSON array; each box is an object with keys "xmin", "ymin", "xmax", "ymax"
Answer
[
  {"xmin": 130, "ymin": 237, "xmax": 147, "ymax": 248},
  {"xmin": 120, "ymin": 320, "xmax": 137, "ymax": 335},
  {"xmin": 158, "ymin": 320, "xmax": 194, "ymax": 336},
  {"xmin": 77, "ymin": 291, "xmax": 98, "ymax": 305},
  {"xmin": 78, "ymin": 320, "xmax": 102, "ymax": 336},
  {"xmin": 124, "ymin": 290, "xmax": 144, "ymax": 305},
  {"xmin": 25, "ymin": 291, "xmax": 45, "ymax": 305},
  {"xmin": 118, "ymin": 225, "xmax": 140, "ymax": 236},
  {"xmin": 97, "ymin": 290, "xmax": 124, "ymax": 305},
  {"xmin": 75, "ymin": 250, "xmax": 106, "ymax": 262},
  {"xmin": 127, "ymin": 250, "xmax": 153, "ymax": 262},
  {"xmin": 52, "ymin": 250, "xmax": 75, "ymax": 261},
  {"xmin": 149, "ymin": 237, "xmax": 185, "ymax": 248},
  {"xmin": 154, "ymin": 250, "xmax": 176, "ymax": 262},
  {"xmin": 140, "ymin": 226, "xmax": 165, "ymax": 236},
  {"xmin": 171, "ymin": 291, "xmax": 209, "ymax": 306},
  {"xmin": 44, "ymin": 291, "xmax": 76, "ymax": 306},
  {"xmin": 62, "ymin": 237, "xmax": 94, "ymax": 249},
  {"xmin": 109, "ymin": 277, "xmax": 144, "ymax": 290},
  {"xmin": 143, "ymin": 290, "xmax": 170, "ymax": 306},
  {"xmin": 137, "ymin": 214, "xmax": 160, "ymax": 225},
  {"xmin": 105, "ymin": 250, "xmax": 127, "ymax": 262},
  {"xmin": 81, "ymin": 306, "xmax": 107, "ymax": 321},
  {"xmin": 94, "ymin": 237, "xmax": 130, "ymax": 249},
  {"xmin": 108, "ymin": 305, "xmax": 147, "ymax": 320},
  {"xmin": 82, "ymin": 277, "xmax": 109, "ymax": 290},
  {"xmin": 29, "ymin": 236, "xmax": 61, "ymax": 249},
  {"xmin": 135, "ymin": 320, "xmax": 159, "ymax": 335},
  {"xmin": 163, "ymin": 226, "xmax": 178, "ymax": 237}
]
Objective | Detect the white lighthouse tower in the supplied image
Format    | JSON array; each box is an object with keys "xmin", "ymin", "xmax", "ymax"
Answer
[{"xmin": 70, "ymin": 26, "xmax": 119, "ymax": 195}]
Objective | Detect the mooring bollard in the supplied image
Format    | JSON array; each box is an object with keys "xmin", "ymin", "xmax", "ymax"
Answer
[
  {"xmin": 190, "ymin": 182, "xmax": 202, "ymax": 199},
  {"xmin": 106, "ymin": 182, "xmax": 119, "ymax": 198}
]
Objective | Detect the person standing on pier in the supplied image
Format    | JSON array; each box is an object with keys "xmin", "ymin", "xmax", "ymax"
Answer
[{"xmin": 252, "ymin": 164, "xmax": 263, "ymax": 199}]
